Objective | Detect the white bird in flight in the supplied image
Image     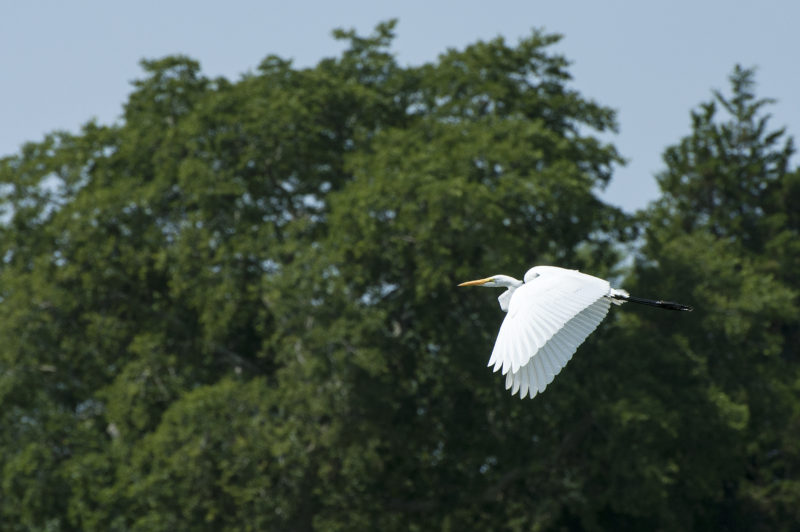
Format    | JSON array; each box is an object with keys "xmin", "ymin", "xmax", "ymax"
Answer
[{"xmin": 459, "ymin": 265, "xmax": 692, "ymax": 399}]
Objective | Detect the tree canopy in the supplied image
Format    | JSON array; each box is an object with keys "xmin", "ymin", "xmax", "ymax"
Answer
[{"xmin": 1, "ymin": 21, "xmax": 798, "ymax": 531}]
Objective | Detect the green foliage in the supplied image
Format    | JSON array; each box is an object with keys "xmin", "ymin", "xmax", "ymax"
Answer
[
  {"xmin": 627, "ymin": 65, "xmax": 800, "ymax": 529},
  {"xmin": 1, "ymin": 21, "xmax": 798, "ymax": 531}
]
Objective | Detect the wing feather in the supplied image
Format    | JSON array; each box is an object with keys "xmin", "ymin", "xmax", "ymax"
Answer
[
  {"xmin": 527, "ymin": 317, "xmax": 548, "ymax": 349},
  {"xmin": 549, "ymin": 332, "xmax": 573, "ymax": 366},
  {"xmin": 526, "ymin": 363, "xmax": 537, "ymax": 398},
  {"xmin": 487, "ymin": 347, "xmax": 497, "ymax": 369},
  {"xmin": 544, "ymin": 340, "xmax": 566, "ymax": 371},
  {"xmin": 534, "ymin": 353, "xmax": 549, "ymax": 391},
  {"xmin": 540, "ymin": 346, "xmax": 558, "ymax": 382},
  {"xmin": 519, "ymin": 363, "xmax": 530, "ymax": 398},
  {"xmin": 509, "ymin": 320, "xmax": 526, "ymax": 374}
]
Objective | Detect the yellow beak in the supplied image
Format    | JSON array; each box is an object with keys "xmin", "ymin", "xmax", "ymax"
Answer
[{"xmin": 458, "ymin": 277, "xmax": 493, "ymax": 287}]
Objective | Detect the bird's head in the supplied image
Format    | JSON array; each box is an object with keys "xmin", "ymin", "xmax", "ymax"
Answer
[{"xmin": 458, "ymin": 275, "xmax": 521, "ymax": 288}]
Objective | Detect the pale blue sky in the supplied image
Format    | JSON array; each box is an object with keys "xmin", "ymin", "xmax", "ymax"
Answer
[{"xmin": 2, "ymin": 1, "xmax": 798, "ymax": 211}]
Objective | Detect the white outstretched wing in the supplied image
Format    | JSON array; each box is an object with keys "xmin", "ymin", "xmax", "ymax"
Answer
[{"xmin": 487, "ymin": 268, "xmax": 612, "ymax": 399}]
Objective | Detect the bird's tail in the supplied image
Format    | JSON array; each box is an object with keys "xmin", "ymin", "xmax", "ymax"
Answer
[
  {"xmin": 609, "ymin": 288, "xmax": 629, "ymax": 306},
  {"xmin": 610, "ymin": 290, "xmax": 693, "ymax": 312}
]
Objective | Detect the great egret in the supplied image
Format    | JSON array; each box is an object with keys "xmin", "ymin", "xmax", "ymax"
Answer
[{"xmin": 459, "ymin": 266, "xmax": 692, "ymax": 399}]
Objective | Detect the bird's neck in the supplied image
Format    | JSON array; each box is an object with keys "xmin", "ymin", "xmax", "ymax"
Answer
[{"xmin": 495, "ymin": 275, "xmax": 523, "ymax": 288}]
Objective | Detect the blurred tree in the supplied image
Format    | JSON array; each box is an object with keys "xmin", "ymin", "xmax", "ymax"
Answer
[
  {"xmin": 3, "ymin": 18, "xmax": 797, "ymax": 532},
  {"xmin": 616, "ymin": 65, "xmax": 800, "ymax": 530},
  {"xmin": 0, "ymin": 20, "xmax": 627, "ymax": 530},
  {"xmin": 0, "ymin": 27, "xmax": 406, "ymax": 529},
  {"xmin": 238, "ymin": 28, "xmax": 627, "ymax": 532}
]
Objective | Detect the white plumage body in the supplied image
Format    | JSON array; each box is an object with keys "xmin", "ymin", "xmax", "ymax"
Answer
[{"xmin": 488, "ymin": 266, "xmax": 627, "ymax": 399}]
